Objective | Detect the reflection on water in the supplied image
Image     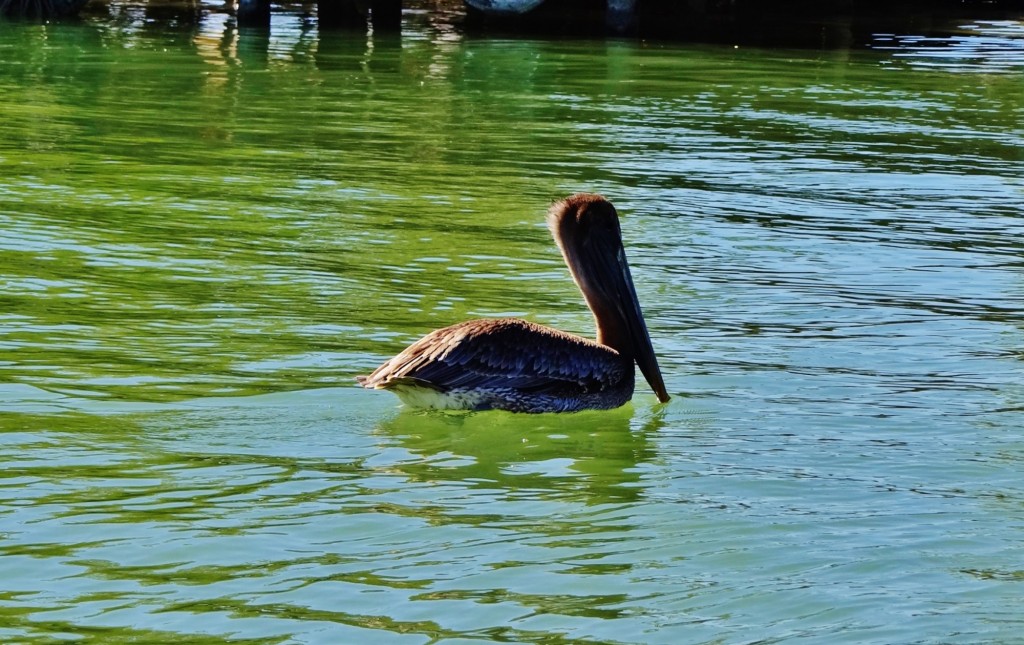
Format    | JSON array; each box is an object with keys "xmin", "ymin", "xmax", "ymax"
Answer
[
  {"xmin": 1, "ymin": 3, "xmax": 1023, "ymax": 644},
  {"xmin": 379, "ymin": 406, "xmax": 664, "ymax": 503},
  {"xmin": 874, "ymin": 20, "xmax": 1024, "ymax": 72},
  {"xmin": 0, "ymin": 390, "xmax": 694, "ymax": 642}
]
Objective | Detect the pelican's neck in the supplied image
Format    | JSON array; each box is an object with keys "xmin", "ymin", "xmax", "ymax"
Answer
[
  {"xmin": 591, "ymin": 299, "xmax": 634, "ymax": 359},
  {"xmin": 548, "ymin": 193, "xmax": 639, "ymax": 362},
  {"xmin": 561, "ymin": 255, "xmax": 638, "ymax": 361}
]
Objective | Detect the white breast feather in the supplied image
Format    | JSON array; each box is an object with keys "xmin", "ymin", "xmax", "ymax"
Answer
[{"xmin": 390, "ymin": 384, "xmax": 488, "ymax": 410}]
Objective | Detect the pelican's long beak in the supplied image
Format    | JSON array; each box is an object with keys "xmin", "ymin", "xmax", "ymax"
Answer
[{"xmin": 613, "ymin": 247, "xmax": 670, "ymax": 403}]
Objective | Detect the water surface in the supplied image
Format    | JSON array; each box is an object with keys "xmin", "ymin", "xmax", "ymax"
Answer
[{"xmin": 1, "ymin": 4, "xmax": 1023, "ymax": 643}]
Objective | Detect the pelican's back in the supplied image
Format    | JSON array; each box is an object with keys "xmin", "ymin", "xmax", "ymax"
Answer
[{"xmin": 357, "ymin": 318, "xmax": 633, "ymax": 412}]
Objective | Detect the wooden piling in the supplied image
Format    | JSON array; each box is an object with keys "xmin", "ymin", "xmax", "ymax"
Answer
[
  {"xmin": 318, "ymin": 0, "xmax": 367, "ymax": 29},
  {"xmin": 236, "ymin": 0, "xmax": 270, "ymax": 28},
  {"xmin": 371, "ymin": 0, "xmax": 402, "ymax": 31},
  {"xmin": 606, "ymin": 0, "xmax": 637, "ymax": 32}
]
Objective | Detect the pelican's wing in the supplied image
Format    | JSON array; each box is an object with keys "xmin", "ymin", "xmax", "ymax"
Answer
[{"xmin": 358, "ymin": 318, "xmax": 626, "ymax": 396}]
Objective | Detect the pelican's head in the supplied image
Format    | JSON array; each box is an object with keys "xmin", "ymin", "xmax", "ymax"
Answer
[{"xmin": 548, "ymin": 193, "xmax": 670, "ymax": 403}]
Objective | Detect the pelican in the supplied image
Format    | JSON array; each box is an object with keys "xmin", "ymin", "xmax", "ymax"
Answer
[{"xmin": 357, "ymin": 193, "xmax": 670, "ymax": 412}]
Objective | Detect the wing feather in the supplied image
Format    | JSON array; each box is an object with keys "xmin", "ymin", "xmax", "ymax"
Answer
[{"xmin": 359, "ymin": 318, "xmax": 626, "ymax": 397}]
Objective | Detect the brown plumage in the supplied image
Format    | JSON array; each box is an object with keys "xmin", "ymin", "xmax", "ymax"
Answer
[{"xmin": 357, "ymin": 193, "xmax": 669, "ymax": 412}]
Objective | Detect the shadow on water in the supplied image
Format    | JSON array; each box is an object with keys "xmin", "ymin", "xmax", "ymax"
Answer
[
  {"xmin": 634, "ymin": 0, "xmax": 1024, "ymax": 47},
  {"xmin": 457, "ymin": 0, "xmax": 1024, "ymax": 46}
]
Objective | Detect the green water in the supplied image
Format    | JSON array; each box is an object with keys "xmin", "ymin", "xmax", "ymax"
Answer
[{"xmin": 2, "ymin": 4, "xmax": 1024, "ymax": 643}]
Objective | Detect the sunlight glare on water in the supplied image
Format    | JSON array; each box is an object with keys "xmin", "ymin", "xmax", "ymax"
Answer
[{"xmin": 1, "ymin": 4, "xmax": 1023, "ymax": 643}]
